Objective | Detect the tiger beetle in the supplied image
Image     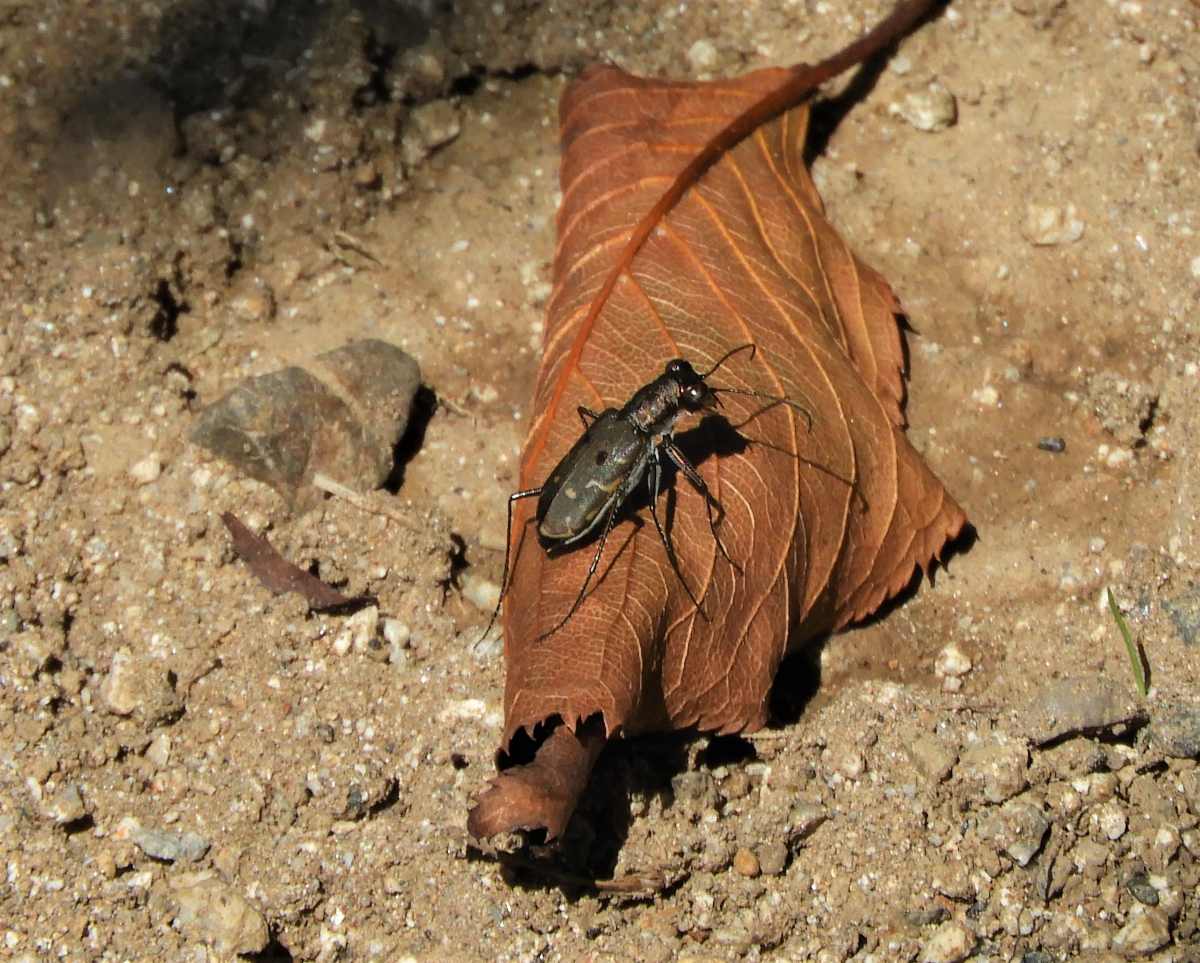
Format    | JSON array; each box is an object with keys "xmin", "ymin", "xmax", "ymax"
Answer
[{"xmin": 480, "ymin": 344, "xmax": 811, "ymax": 642}]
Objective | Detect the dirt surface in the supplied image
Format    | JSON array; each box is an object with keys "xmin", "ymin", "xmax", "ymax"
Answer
[{"xmin": 1, "ymin": 1, "xmax": 1199, "ymax": 960}]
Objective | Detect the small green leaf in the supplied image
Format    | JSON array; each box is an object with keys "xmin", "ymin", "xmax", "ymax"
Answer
[{"xmin": 1107, "ymin": 588, "xmax": 1147, "ymax": 698}]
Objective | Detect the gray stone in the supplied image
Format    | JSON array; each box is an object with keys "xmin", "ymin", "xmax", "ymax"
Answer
[
  {"xmin": 980, "ymin": 797, "xmax": 1050, "ymax": 867},
  {"xmin": 1126, "ymin": 873, "xmax": 1159, "ymax": 906},
  {"xmin": 1162, "ymin": 588, "xmax": 1200, "ymax": 646},
  {"xmin": 1017, "ymin": 675, "xmax": 1143, "ymax": 745},
  {"xmin": 169, "ymin": 871, "xmax": 269, "ymax": 956},
  {"xmin": 117, "ymin": 816, "xmax": 210, "ymax": 862},
  {"xmin": 920, "ymin": 920, "xmax": 976, "ymax": 963},
  {"xmin": 191, "ymin": 339, "xmax": 420, "ymax": 510},
  {"xmin": 1146, "ymin": 703, "xmax": 1200, "ymax": 758},
  {"xmin": 905, "ymin": 905, "xmax": 950, "ymax": 927}
]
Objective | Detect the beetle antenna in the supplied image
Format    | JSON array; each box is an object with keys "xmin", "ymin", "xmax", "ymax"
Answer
[
  {"xmin": 701, "ymin": 343, "xmax": 756, "ymax": 378},
  {"xmin": 712, "ymin": 387, "xmax": 814, "ymax": 431}
]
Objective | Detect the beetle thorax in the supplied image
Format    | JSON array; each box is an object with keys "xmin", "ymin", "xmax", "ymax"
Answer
[{"xmin": 622, "ymin": 375, "xmax": 686, "ymax": 436}]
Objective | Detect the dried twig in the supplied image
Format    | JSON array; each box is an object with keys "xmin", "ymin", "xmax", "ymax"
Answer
[{"xmin": 310, "ymin": 472, "xmax": 424, "ymax": 535}]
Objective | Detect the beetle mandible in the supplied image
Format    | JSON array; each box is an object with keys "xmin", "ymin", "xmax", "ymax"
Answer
[{"xmin": 481, "ymin": 344, "xmax": 811, "ymax": 642}]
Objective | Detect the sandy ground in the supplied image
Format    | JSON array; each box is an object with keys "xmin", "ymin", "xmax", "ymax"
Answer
[{"xmin": 1, "ymin": 0, "xmax": 1198, "ymax": 960}]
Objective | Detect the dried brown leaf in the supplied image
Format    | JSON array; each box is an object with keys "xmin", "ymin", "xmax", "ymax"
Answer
[
  {"xmin": 471, "ymin": 0, "xmax": 964, "ymax": 842},
  {"xmin": 222, "ymin": 512, "xmax": 357, "ymax": 610}
]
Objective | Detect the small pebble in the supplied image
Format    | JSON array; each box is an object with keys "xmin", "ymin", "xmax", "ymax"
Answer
[
  {"xmin": 303, "ymin": 117, "xmax": 327, "ymax": 143},
  {"xmin": 128, "ymin": 453, "xmax": 162, "ymax": 485},
  {"xmin": 920, "ymin": 920, "xmax": 976, "ymax": 963},
  {"xmin": 833, "ymin": 747, "xmax": 866, "ymax": 780},
  {"xmin": 1037, "ymin": 436, "xmax": 1066, "ymax": 453},
  {"xmin": 99, "ymin": 649, "xmax": 139, "ymax": 716},
  {"xmin": 462, "ymin": 575, "xmax": 501, "ymax": 614},
  {"xmin": 786, "ymin": 800, "xmax": 827, "ymax": 842},
  {"xmin": 145, "ymin": 733, "xmax": 172, "ymax": 768},
  {"xmin": 984, "ymin": 798, "xmax": 1050, "ymax": 867},
  {"xmin": 957, "ymin": 739, "xmax": 1029, "ymax": 803},
  {"xmin": 1150, "ymin": 825, "xmax": 1181, "ymax": 868},
  {"xmin": 170, "ymin": 871, "xmax": 269, "ymax": 956},
  {"xmin": 1093, "ymin": 801, "xmax": 1128, "ymax": 840},
  {"xmin": 438, "ymin": 698, "xmax": 488, "ymax": 723},
  {"xmin": 353, "ymin": 161, "xmax": 380, "ymax": 189},
  {"xmin": 732, "ymin": 847, "xmax": 760, "ymax": 878},
  {"xmin": 1112, "ymin": 905, "xmax": 1170, "ymax": 956},
  {"xmin": 42, "ymin": 784, "xmax": 88, "ymax": 825},
  {"xmin": 1022, "ymin": 203, "xmax": 1085, "ymax": 246},
  {"xmin": 382, "ymin": 619, "xmax": 410, "ymax": 647},
  {"xmin": 14, "ymin": 629, "xmax": 65, "ymax": 672},
  {"xmin": 758, "ymin": 841, "xmax": 789, "ymax": 876},
  {"xmin": 891, "ymin": 82, "xmax": 958, "ymax": 132},
  {"xmin": 332, "ymin": 606, "xmax": 378, "ymax": 657},
  {"xmin": 687, "ymin": 39, "xmax": 719, "ymax": 72},
  {"xmin": 190, "ymin": 340, "xmax": 420, "ymax": 510},
  {"xmin": 230, "ymin": 286, "xmax": 275, "ymax": 323},
  {"xmin": 671, "ymin": 771, "xmax": 719, "ymax": 811},
  {"xmin": 1126, "ymin": 873, "xmax": 1159, "ymax": 906},
  {"xmin": 468, "ymin": 383, "xmax": 499, "ymax": 404},
  {"xmin": 905, "ymin": 735, "xmax": 958, "ymax": 783},
  {"xmin": 470, "ymin": 628, "xmax": 503, "ymax": 663},
  {"xmin": 971, "ymin": 384, "xmax": 999, "ymax": 407},
  {"xmin": 116, "ymin": 816, "xmax": 210, "ymax": 862},
  {"xmin": 1190, "ymin": 254, "xmax": 1200, "ymax": 280},
  {"xmin": 934, "ymin": 643, "xmax": 972, "ymax": 679}
]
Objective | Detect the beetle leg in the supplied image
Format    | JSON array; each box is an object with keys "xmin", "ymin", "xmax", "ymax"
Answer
[
  {"xmin": 646, "ymin": 450, "xmax": 707, "ymax": 618},
  {"xmin": 576, "ymin": 406, "xmax": 601, "ymax": 428},
  {"xmin": 661, "ymin": 438, "xmax": 737, "ymax": 570},
  {"xmin": 478, "ymin": 487, "xmax": 542, "ymax": 644},
  {"xmin": 537, "ymin": 501, "xmax": 617, "ymax": 642}
]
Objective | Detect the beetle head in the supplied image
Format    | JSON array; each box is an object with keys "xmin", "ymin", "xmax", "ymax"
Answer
[{"xmin": 665, "ymin": 359, "xmax": 720, "ymax": 412}]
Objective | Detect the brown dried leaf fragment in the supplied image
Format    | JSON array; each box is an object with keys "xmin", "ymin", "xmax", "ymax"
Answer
[
  {"xmin": 467, "ymin": 717, "xmax": 606, "ymax": 843},
  {"xmin": 221, "ymin": 512, "xmax": 358, "ymax": 610}
]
